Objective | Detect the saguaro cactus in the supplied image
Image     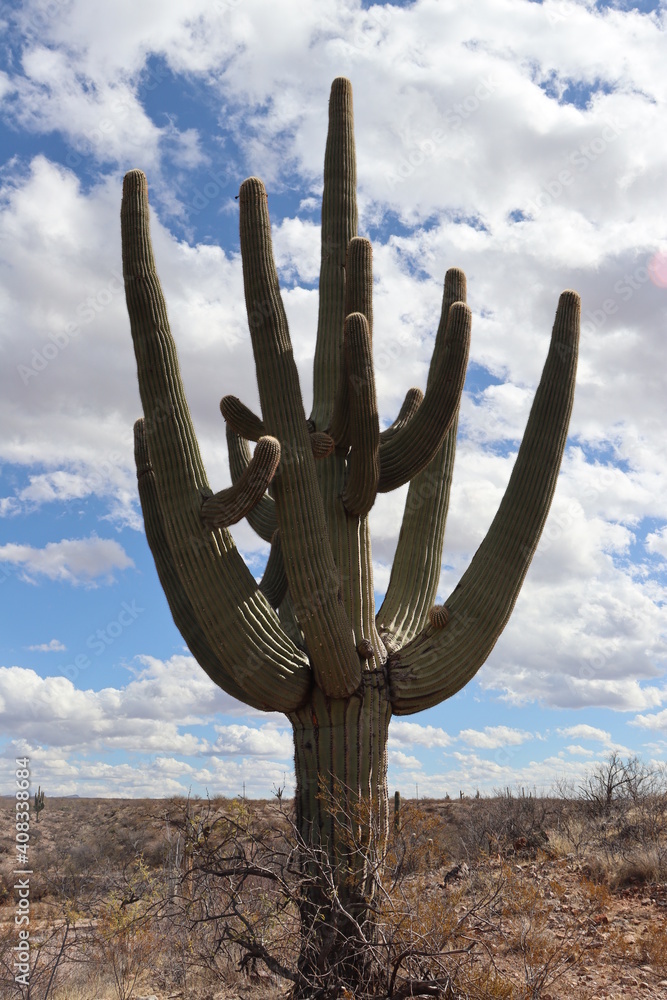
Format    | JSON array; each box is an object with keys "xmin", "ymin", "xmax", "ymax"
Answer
[
  {"xmin": 34, "ymin": 786, "xmax": 44, "ymax": 822},
  {"xmin": 122, "ymin": 77, "xmax": 579, "ymax": 993}
]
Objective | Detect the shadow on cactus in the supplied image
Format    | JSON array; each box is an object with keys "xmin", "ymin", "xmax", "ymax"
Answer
[{"xmin": 121, "ymin": 77, "xmax": 579, "ymax": 995}]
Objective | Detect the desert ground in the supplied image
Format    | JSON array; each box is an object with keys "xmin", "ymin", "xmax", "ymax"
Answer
[{"xmin": 3, "ymin": 763, "xmax": 667, "ymax": 999}]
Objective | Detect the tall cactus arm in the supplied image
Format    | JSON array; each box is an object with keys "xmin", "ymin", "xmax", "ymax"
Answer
[
  {"xmin": 134, "ymin": 419, "xmax": 271, "ymax": 709},
  {"xmin": 226, "ymin": 426, "xmax": 278, "ymax": 542},
  {"xmin": 341, "ymin": 312, "xmax": 380, "ymax": 517},
  {"xmin": 388, "ymin": 290, "xmax": 580, "ymax": 713},
  {"xmin": 377, "ymin": 268, "xmax": 466, "ymax": 647},
  {"xmin": 202, "ymin": 436, "xmax": 281, "ymax": 529},
  {"xmin": 380, "ymin": 387, "xmax": 424, "ymax": 444},
  {"xmin": 122, "ymin": 170, "xmax": 311, "ymax": 713},
  {"xmin": 310, "ymin": 77, "xmax": 358, "ymax": 431},
  {"xmin": 238, "ymin": 176, "xmax": 361, "ymax": 699},
  {"xmin": 220, "ymin": 395, "xmax": 266, "ymax": 441},
  {"xmin": 377, "ymin": 422, "xmax": 458, "ymax": 650},
  {"xmin": 329, "ymin": 237, "xmax": 373, "ymax": 449},
  {"xmin": 377, "ymin": 300, "xmax": 471, "ymax": 492}
]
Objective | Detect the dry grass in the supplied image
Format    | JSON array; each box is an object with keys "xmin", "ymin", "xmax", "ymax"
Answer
[{"xmin": 2, "ymin": 787, "xmax": 667, "ymax": 998}]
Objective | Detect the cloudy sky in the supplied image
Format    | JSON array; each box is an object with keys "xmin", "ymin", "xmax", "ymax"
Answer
[{"xmin": 1, "ymin": 0, "xmax": 666, "ymax": 801}]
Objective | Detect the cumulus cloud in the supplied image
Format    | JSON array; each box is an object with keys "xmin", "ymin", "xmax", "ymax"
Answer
[
  {"xmin": 212, "ymin": 724, "xmax": 293, "ymax": 759},
  {"xmin": 557, "ymin": 724, "xmax": 612, "ymax": 743},
  {"xmin": 457, "ymin": 726, "xmax": 534, "ymax": 750},
  {"xmin": 0, "ymin": 536, "xmax": 134, "ymax": 586},
  {"xmin": 0, "ymin": 654, "xmax": 254, "ymax": 751},
  {"xmin": 388, "ymin": 720, "xmax": 453, "ymax": 750},
  {"xmin": 389, "ymin": 750, "xmax": 423, "ymax": 771},
  {"xmin": 630, "ymin": 710, "xmax": 667, "ymax": 734}
]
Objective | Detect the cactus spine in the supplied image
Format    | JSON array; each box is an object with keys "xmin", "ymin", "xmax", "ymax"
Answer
[
  {"xmin": 34, "ymin": 786, "xmax": 44, "ymax": 822},
  {"xmin": 121, "ymin": 77, "xmax": 579, "ymax": 992}
]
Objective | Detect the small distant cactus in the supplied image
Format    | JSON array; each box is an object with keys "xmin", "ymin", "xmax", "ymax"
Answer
[
  {"xmin": 34, "ymin": 786, "xmax": 45, "ymax": 822},
  {"xmin": 394, "ymin": 789, "xmax": 401, "ymax": 832}
]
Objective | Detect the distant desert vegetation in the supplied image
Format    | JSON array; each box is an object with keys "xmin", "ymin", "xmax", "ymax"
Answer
[{"xmin": 3, "ymin": 754, "xmax": 667, "ymax": 999}]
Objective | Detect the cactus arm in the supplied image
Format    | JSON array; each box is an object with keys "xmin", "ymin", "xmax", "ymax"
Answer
[
  {"xmin": 332, "ymin": 238, "xmax": 373, "ymax": 448},
  {"xmin": 259, "ymin": 530, "xmax": 288, "ymax": 609},
  {"xmin": 380, "ymin": 387, "xmax": 424, "ymax": 444},
  {"xmin": 341, "ymin": 313, "xmax": 380, "ymax": 518},
  {"xmin": 310, "ymin": 77, "xmax": 358, "ymax": 431},
  {"xmin": 226, "ymin": 426, "xmax": 278, "ymax": 542},
  {"xmin": 238, "ymin": 176, "xmax": 361, "ymax": 699},
  {"xmin": 134, "ymin": 419, "xmax": 270, "ymax": 708},
  {"xmin": 377, "ymin": 422, "xmax": 458, "ymax": 649},
  {"xmin": 329, "ymin": 237, "xmax": 373, "ymax": 448},
  {"xmin": 201, "ymin": 436, "xmax": 281, "ymax": 529},
  {"xmin": 220, "ymin": 395, "xmax": 266, "ymax": 441},
  {"xmin": 122, "ymin": 170, "xmax": 311, "ymax": 713},
  {"xmin": 376, "ymin": 269, "xmax": 466, "ymax": 646},
  {"xmin": 377, "ymin": 300, "xmax": 471, "ymax": 493},
  {"xmin": 388, "ymin": 291, "xmax": 580, "ymax": 714}
]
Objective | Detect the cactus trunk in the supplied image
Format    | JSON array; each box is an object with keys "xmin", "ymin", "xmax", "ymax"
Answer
[
  {"xmin": 290, "ymin": 680, "xmax": 391, "ymax": 988},
  {"xmin": 122, "ymin": 76, "xmax": 579, "ymax": 996}
]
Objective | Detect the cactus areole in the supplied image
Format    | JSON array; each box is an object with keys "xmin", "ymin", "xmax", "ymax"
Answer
[{"xmin": 122, "ymin": 78, "xmax": 579, "ymax": 994}]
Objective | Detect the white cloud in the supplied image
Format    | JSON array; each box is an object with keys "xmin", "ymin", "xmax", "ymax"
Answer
[
  {"xmin": 631, "ymin": 710, "xmax": 667, "ymax": 734},
  {"xmin": 27, "ymin": 639, "xmax": 66, "ymax": 652},
  {"xmin": 0, "ymin": 536, "xmax": 133, "ymax": 586},
  {"xmin": 563, "ymin": 744, "xmax": 596, "ymax": 757},
  {"xmin": 557, "ymin": 724, "xmax": 612, "ymax": 743},
  {"xmin": 0, "ymin": 654, "xmax": 252, "ymax": 751},
  {"xmin": 457, "ymin": 726, "xmax": 534, "ymax": 750},
  {"xmin": 388, "ymin": 750, "xmax": 423, "ymax": 771},
  {"xmin": 646, "ymin": 526, "xmax": 667, "ymax": 560},
  {"xmin": 388, "ymin": 720, "xmax": 453, "ymax": 750},
  {"xmin": 212, "ymin": 724, "xmax": 293, "ymax": 759}
]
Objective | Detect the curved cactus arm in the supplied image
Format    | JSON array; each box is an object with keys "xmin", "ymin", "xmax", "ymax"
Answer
[
  {"xmin": 341, "ymin": 313, "xmax": 380, "ymax": 517},
  {"xmin": 329, "ymin": 237, "xmax": 373, "ymax": 449},
  {"xmin": 134, "ymin": 419, "xmax": 272, "ymax": 709},
  {"xmin": 310, "ymin": 77, "xmax": 358, "ymax": 431},
  {"xmin": 388, "ymin": 291, "xmax": 580, "ymax": 714},
  {"xmin": 122, "ymin": 170, "xmax": 311, "ymax": 713},
  {"xmin": 226, "ymin": 426, "xmax": 278, "ymax": 542},
  {"xmin": 259, "ymin": 529, "xmax": 288, "ymax": 609},
  {"xmin": 239, "ymin": 176, "xmax": 361, "ymax": 699},
  {"xmin": 220, "ymin": 395, "xmax": 266, "ymax": 441},
  {"xmin": 202, "ymin": 436, "xmax": 281, "ymax": 530},
  {"xmin": 380, "ymin": 387, "xmax": 424, "ymax": 445},
  {"xmin": 376, "ymin": 268, "xmax": 466, "ymax": 647},
  {"xmin": 377, "ymin": 299, "xmax": 471, "ymax": 493}
]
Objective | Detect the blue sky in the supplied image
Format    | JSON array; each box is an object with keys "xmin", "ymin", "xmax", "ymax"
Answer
[{"xmin": 1, "ymin": 0, "xmax": 667, "ymax": 799}]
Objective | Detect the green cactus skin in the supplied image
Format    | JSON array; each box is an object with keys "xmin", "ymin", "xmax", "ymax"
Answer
[
  {"xmin": 122, "ymin": 76, "xmax": 579, "ymax": 991},
  {"xmin": 34, "ymin": 786, "xmax": 45, "ymax": 822},
  {"xmin": 394, "ymin": 789, "xmax": 401, "ymax": 832}
]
